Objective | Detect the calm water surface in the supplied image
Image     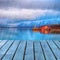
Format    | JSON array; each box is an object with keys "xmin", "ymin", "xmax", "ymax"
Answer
[{"xmin": 0, "ymin": 28, "xmax": 60, "ymax": 40}]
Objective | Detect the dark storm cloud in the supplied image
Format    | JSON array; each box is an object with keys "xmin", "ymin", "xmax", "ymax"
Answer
[{"xmin": 0, "ymin": 0, "xmax": 60, "ymax": 10}]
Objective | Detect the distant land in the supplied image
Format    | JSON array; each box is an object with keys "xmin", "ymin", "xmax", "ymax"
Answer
[{"xmin": 0, "ymin": 18, "xmax": 60, "ymax": 28}]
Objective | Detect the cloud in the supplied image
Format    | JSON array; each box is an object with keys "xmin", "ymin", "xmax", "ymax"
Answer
[
  {"xmin": 0, "ymin": 8, "xmax": 46, "ymax": 19},
  {"xmin": 0, "ymin": 0, "xmax": 60, "ymax": 10},
  {"xmin": 0, "ymin": 0, "xmax": 60, "ymax": 27},
  {"xmin": 0, "ymin": 8, "xmax": 60, "ymax": 20},
  {"xmin": 0, "ymin": 8, "xmax": 60, "ymax": 27}
]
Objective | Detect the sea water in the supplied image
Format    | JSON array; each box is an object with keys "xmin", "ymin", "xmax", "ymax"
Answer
[{"xmin": 0, "ymin": 28, "xmax": 60, "ymax": 40}]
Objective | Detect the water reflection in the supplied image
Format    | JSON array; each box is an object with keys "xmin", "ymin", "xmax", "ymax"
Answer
[{"xmin": 0, "ymin": 28, "xmax": 60, "ymax": 40}]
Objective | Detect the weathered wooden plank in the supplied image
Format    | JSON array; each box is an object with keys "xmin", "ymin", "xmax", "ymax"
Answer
[
  {"xmin": 34, "ymin": 41, "xmax": 45, "ymax": 60},
  {"xmin": 13, "ymin": 41, "xmax": 26, "ymax": 60},
  {"xmin": 24, "ymin": 41, "xmax": 34, "ymax": 60},
  {"xmin": 0, "ymin": 40, "xmax": 2, "ymax": 42},
  {"xmin": 47, "ymin": 40, "xmax": 60, "ymax": 60},
  {"xmin": 40, "ymin": 40, "xmax": 56, "ymax": 60},
  {"xmin": 53, "ymin": 40, "xmax": 60, "ymax": 49},
  {"xmin": 0, "ymin": 40, "xmax": 7, "ymax": 49},
  {"xmin": 2, "ymin": 40, "xmax": 20, "ymax": 60},
  {"xmin": 0, "ymin": 40, "xmax": 59, "ymax": 60},
  {"xmin": 0, "ymin": 40, "xmax": 13, "ymax": 59}
]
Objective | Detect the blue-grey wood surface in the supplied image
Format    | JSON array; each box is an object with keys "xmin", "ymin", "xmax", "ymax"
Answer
[{"xmin": 0, "ymin": 40, "xmax": 59, "ymax": 60}]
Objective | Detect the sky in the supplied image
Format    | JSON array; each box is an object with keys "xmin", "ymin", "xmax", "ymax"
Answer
[{"xmin": 0, "ymin": 0, "xmax": 60, "ymax": 26}]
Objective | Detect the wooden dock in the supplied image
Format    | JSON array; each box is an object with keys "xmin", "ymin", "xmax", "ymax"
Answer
[{"xmin": 0, "ymin": 40, "xmax": 60, "ymax": 60}]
